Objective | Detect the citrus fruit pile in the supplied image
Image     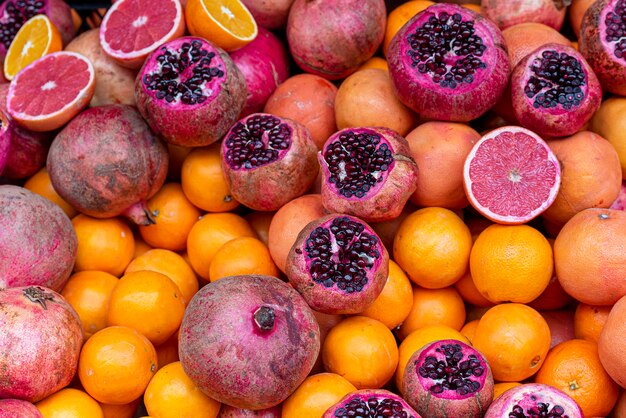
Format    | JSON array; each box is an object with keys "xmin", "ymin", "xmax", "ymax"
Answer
[{"xmin": 1, "ymin": 0, "xmax": 626, "ymax": 417}]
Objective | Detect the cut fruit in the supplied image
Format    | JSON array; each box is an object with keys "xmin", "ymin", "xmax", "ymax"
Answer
[
  {"xmin": 4, "ymin": 15, "xmax": 62, "ymax": 81},
  {"xmin": 185, "ymin": 0, "xmax": 257, "ymax": 51},
  {"xmin": 99, "ymin": 0, "xmax": 185, "ymax": 69},
  {"xmin": 463, "ymin": 126, "xmax": 561, "ymax": 225},
  {"xmin": 7, "ymin": 51, "xmax": 95, "ymax": 132}
]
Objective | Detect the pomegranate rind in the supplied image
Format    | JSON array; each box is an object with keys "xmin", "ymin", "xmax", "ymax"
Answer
[
  {"xmin": 322, "ymin": 389, "xmax": 422, "ymax": 418},
  {"xmin": 511, "ymin": 43, "xmax": 602, "ymax": 138},
  {"xmin": 6, "ymin": 51, "xmax": 95, "ymax": 132},
  {"xmin": 481, "ymin": 0, "xmax": 568, "ymax": 31},
  {"xmin": 0, "ymin": 399, "xmax": 43, "ymax": 417},
  {"xmin": 387, "ymin": 3, "xmax": 510, "ymax": 122},
  {"xmin": 463, "ymin": 126, "xmax": 561, "ymax": 225},
  {"xmin": 286, "ymin": 214, "xmax": 390, "ymax": 314},
  {"xmin": 484, "ymin": 383, "xmax": 583, "ymax": 417},
  {"xmin": 99, "ymin": 0, "xmax": 186, "ymax": 69}
]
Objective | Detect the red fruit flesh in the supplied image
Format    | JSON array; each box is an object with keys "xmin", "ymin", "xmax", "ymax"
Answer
[
  {"xmin": 611, "ymin": 181, "xmax": 626, "ymax": 210},
  {"xmin": 318, "ymin": 127, "xmax": 418, "ymax": 222},
  {"xmin": 0, "ymin": 185, "xmax": 77, "ymax": 291},
  {"xmin": 322, "ymin": 389, "xmax": 422, "ymax": 418},
  {"xmin": 135, "ymin": 36, "xmax": 247, "ymax": 147},
  {"xmin": 402, "ymin": 339, "xmax": 494, "ymax": 418},
  {"xmin": 387, "ymin": 3, "xmax": 510, "ymax": 122},
  {"xmin": 241, "ymin": 0, "xmax": 294, "ymax": 29},
  {"xmin": 0, "ymin": 286, "xmax": 83, "ymax": 403},
  {"xmin": 286, "ymin": 214, "xmax": 389, "ymax": 314},
  {"xmin": 480, "ymin": 0, "xmax": 569, "ymax": 31},
  {"xmin": 286, "ymin": 0, "xmax": 386, "ymax": 80},
  {"xmin": 221, "ymin": 113, "xmax": 318, "ymax": 211},
  {"xmin": 217, "ymin": 404, "xmax": 282, "ymax": 418},
  {"xmin": 484, "ymin": 383, "xmax": 583, "ymax": 417},
  {"xmin": 0, "ymin": 399, "xmax": 42, "ymax": 417},
  {"xmin": 179, "ymin": 275, "xmax": 320, "ymax": 410},
  {"xmin": 46, "ymin": 105, "xmax": 168, "ymax": 225}
]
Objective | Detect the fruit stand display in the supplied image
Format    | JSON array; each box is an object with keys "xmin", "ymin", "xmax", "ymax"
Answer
[{"xmin": 1, "ymin": 0, "xmax": 626, "ymax": 417}]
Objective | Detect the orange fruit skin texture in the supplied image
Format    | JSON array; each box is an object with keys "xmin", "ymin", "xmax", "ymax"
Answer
[
  {"xmin": 398, "ymin": 286, "xmax": 466, "ymax": 339},
  {"xmin": 599, "ymin": 294, "xmax": 626, "ymax": 389},
  {"xmin": 574, "ymin": 303, "xmax": 612, "ymax": 343},
  {"xmin": 590, "ymin": 97, "xmax": 626, "ymax": 180},
  {"xmin": 36, "ymin": 388, "xmax": 104, "ymax": 418},
  {"xmin": 281, "ymin": 373, "xmax": 356, "ymax": 418}
]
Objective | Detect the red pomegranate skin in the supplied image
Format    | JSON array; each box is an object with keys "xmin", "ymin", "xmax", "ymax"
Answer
[
  {"xmin": 0, "ymin": 286, "xmax": 83, "ymax": 403},
  {"xmin": 241, "ymin": 0, "xmax": 294, "ymax": 29},
  {"xmin": 287, "ymin": 0, "xmax": 386, "ymax": 80},
  {"xmin": 611, "ymin": 182, "xmax": 626, "ymax": 210},
  {"xmin": 484, "ymin": 383, "xmax": 582, "ymax": 417},
  {"xmin": 47, "ymin": 105, "xmax": 168, "ymax": 224},
  {"xmin": 217, "ymin": 404, "xmax": 282, "ymax": 418},
  {"xmin": 0, "ymin": 399, "xmax": 42, "ymax": 417},
  {"xmin": 0, "ymin": 185, "xmax": 77, "ymax": 291},
  {"xmin": 481, "ymin": 0, "xmax": 568, "ymax": 31},
  {"xmin": 0, "ymin": 110, "xmax": 11, "ymax": 174}
]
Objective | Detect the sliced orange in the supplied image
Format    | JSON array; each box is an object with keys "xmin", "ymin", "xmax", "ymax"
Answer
[
  {"xmin": 185, "ymin": 0, "xmax": 257, "ymax": 51},
  {"xmin": 4, "ymin": 15, "xmax": 62, "ymax": 81}
]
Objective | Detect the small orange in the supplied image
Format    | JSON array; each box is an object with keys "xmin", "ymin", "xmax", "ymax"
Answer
[
  {"xmin": 493, "ymin": 382, "xmax": 521, "ymax": 400},
  {"xmin": 209, "ymin": 236, "xmax": 279, "ymax": 282},
  {"xmin": 460, "ymin": 319, "xmax": 480, "ymax": 344},
  {"xmin": 181, "ymin": 143, "xmax": 240, "ymax": 213},
  {"xmin": 360, "ymin": 260, "xmax": 414, "ymax": 329},
  {"xmin": 72, "ymin": 214, "xmax": 135, "ymax": 277},
  {"xmin": 399, "ymin": 286, "xmax": 466, "ymax": 339},
  {"xmin": 24, "ymin": 167, "xmax": 77, "ymax": 218},
  {"xmin": 453, "ymin": 270, "xmax": 495, "ymax": 308},
  {"xmin": 528, "ymin": 268, "xmax": 573, "ymax": 311},
  {"xmin": 106, "ymin": 270, "xmax": 186, "ymax": 345},
  {"xmin": 322, "ymin": 316, "xmax": 398, "ymax": 389},
  {"xmin": 139, "ymin": 183, "xmax": 201, "ymax": 251},
  {"xmin": 125, "ymin": 248, "xmax": 199, "ymax": 305},
  {"xmin": 574, "ymin": 303, "xmax": 611, "ymax": 343},
  {"xmin": 186, "ymin": 212, "xmax": 257, "ymax": 281},
  {"xmin": 99, "ymin": 400, "xmax": 139, "ymax": 418},
  {"xmin": 393, "ymin": 207, "xmax": 473, "ymax": 289},
  {"xmin": 535, "ymin": 339, "xmax": 620, "ymax": 416},
  {"xmin": 473, "ymin": 303, "xmax": 551, "ymax": 382},
  {"xmin": 358, "ymin": 56, "xmax": 388, "ymax": 72},
  {"xmin": 61, "ymin": 270, "xmax": 119, "ymax": 339},
  {"xmin": 166, "ymin": 143, "xmax": 194, "ymax": 181},
  {"xmin": 383, "ymin": 0, "xmax": 434, "ymax": 56},
  {"xmin": 144, "ymin": 361, "xmax": 221, "ymax": 418},
  {"xmin": 36, "ymin": 388, "xmax": 103, "ymax": 418},
  {"xmin": 282, "ymin": 373, "xmax": 357, "ymax": 418},
  {"xmin": 79, "ymin": 326, "xmax": 157, "ymax": 405},
  {"xmin": 244, "ymin": 211, "xmax": 274, "ymax": 245},
  {"xmin": 155, "ymin": 332, "xmax": 180, "ymax": 370}
]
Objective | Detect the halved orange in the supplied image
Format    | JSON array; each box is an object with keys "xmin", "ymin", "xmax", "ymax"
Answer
[
  {"xmin": 185, "ymin": 0, "xmax": 257, "ymax": 51},
  {"xmin": 4, "ymin": 15, "xmax": 62, "ymax": 81}
]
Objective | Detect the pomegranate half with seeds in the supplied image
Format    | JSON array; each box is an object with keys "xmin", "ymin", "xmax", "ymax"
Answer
[{"xmin": 323, "ymin": 389, "xmax": 421, "ymax": 418}]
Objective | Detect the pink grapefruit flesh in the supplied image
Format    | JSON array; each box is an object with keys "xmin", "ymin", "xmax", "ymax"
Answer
[
  {"xmin": 463, "ymin": 126, "xmax": 561, "ymax": 225},
  {"xmin": 100, "ymin": 0, "xmax": 186, "ymax": 69},
  {"xmin": 7, "ymin": 51, "xmax": 95, "ymax": 132}
]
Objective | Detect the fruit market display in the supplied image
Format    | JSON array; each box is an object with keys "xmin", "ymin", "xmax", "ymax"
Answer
[{"xmin": 2, "ymin": 0, "xmax": 626, "ymax": 416}]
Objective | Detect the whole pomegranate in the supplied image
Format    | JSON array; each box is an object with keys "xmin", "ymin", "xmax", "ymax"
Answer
[
  {"xmin": 217, "ymin": 405, "xmax": 282, "ymax": 417},
  {"xmin": 241, "ymin": 0, "xmax": 295, "ymax": 29},
  {"xmin": 179, "ymin": 275, "xmax": 320, "ymax": 410},
  {"xmin": 481, "ymin": 0, "xmax": 570, "ymax": 30},
  {"xmin": 484, "ymin": 383, "xmax": 583, "ymax": 417},
  {"xmin": 0, "ymin": 399, "xmax": 42, "ymax": 417},
  {"xmin": 322, "ymin": 389, "xmax": 421, "ymax": 418}
]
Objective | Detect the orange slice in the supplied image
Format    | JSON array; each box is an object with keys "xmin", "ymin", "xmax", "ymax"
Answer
[
  {"xmin": 185, "ymin": 0, "xmax": 258, "ymax": 51},
  {"xmin": 3, "ymin": 15, "xmax": 62, "ymax": 81}
]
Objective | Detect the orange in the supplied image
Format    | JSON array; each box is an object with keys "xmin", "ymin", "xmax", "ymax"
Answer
[
  {"xmin": 79, "ymin": 326, "xmax": 157, "ymax": 405},
  {"xmin": 24, "ymin": 167, "xmax": 77, "ymax": 218},
  {"xmin": 125, "ymin": 248, "xmax": 199, "ymax": 305},
  {"xmin": 100, "ymin": 400, "xmax": 139, "ymax": 418},
  {"xmin": 181, "ymin": 143, "xmax": 240, "ymax": 212},
  {"xmin": 399, "ymin": 286, "xmax": 466, "ymax": 339},
  {"xmin": 493, "ymin": 382, "xmax": 521, "ymax": 400},
  {"xmin": 61, "ymin": 270, "xmax": 119, "ymax": 338},
  {"xmin": 155, "ymin": 332, "xmax": 180, "ymax": 370},
  {"xmin": 139, "ymin": 183, "xmax": 201, "ymax": 251},
  {"xmin": 536, "ymin": 339, "xmax": 620, "ymax": 416},
  {"xmin": 460, "ymin": 319, "xmax": 480, "ymax": 344},
  {"xmin": 393, "ymin": 207, "xmax": 473, "ymax": 289},
  {"xmin": 358, "ymin": 56, "xmax": 388, "ymax": 72},
  {"xmin": 185, "ymin": 0, "xmax": 257, "ymax": 51},
  {"xmin": 244, "ymin": 211, "xmax": 273, "ymax": 245},
  {"xmin": 383, "ymin": 0, "xmax": 434, "ymax": 56},
  {"xmin": 613, "ymin": 389, "xmax": 626, "ymax": 418},
  {"xmin": 282, "ymin": 373, "xmax": 357, "ymax": 418},
  {"xmin": 574, "ymin": 303, "xmax": 611, "ymax": 343},
  {"xmin": 473, "ymin": 303, "xmax": 551, "ymax": 382},
  {"xmin": 209, "ymin": 236, "xmax": 279, "ymax": 282},
  {"xmin": 36, "ymin": 388, "xmax": 103, "ymax": 418},
  {"xmin": 360, "ymin": 260, "xmax": 414, "ymax": 329},
  {"xmin": 144, "ymin": 361, "xmax": 221, "ymax": 418},
  {"xmin": 322, "ymin": 316, "xmax": 398, "ymax": 389},
  {"xmin": 598, "ymin": 294, "xmax": 626, "ymax": 388},
  {"xmin": 454, "ymin": 270, "xmax": 494, "ymax": 308},
  {"xmin": 469, "ymin": 224, "xmax": 553, "ymax": 304},
  {"xmin": 395, "ymin": 325, "xmax": 470, "ymax": 391},
  {"xmin": 166, "ymin": 143, "xmax": 193, "ymax": 181},
  {"xmin": 589, "ymin": 97, "xmax": 626, "ymax": 179},
  {"xmin": 106, "ymin": 270, "xmax": 186, "ymax": 345},
  {"xmin": 186, "ymin": 212, "xmax": 257, "ymax": 281},
  {"xmin": 528, "ymin": 268, "xmax": 573, "ymax": 311},
  {"xmin": 4, "ymin": 15, "xmax": 62, "ymax": 80},
  {"xmin": 72, "ymin": 214, "xmax": 135, "ymax": 277}
]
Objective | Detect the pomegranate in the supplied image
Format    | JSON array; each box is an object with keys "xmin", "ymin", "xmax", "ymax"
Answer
[
  {"xmin": 179, "ymin": 275, "xmax": 320, "ymax": 410},
  {"xmin": 47, "ymin": 105, "xmax": 168, "ymax": 225},
  {"xmin": 484, "ymin": 383, "xmax": 583, "ymax": 417},
  {"xmin": 286, "ymin": 214, "xmax": 389, "ymax": 314},
  {"xmin": 481, "ymin": 0, "xmax": 570, "ymax": 31},
  {"xmin": 387, "ymin": 3, "xmax": 510, "ymax": 122},
  {"xmin": 611, "ymin": 182, "xmax": 626, "ymax": 210},
  {"xmin": 511, "ymin": 43, "xmax": 602, "ymax": 138},
  {"xmin": 135, "ymin": 36, "xmax": 247, "ymax": 147},
  {"xmin": 0, "ymin": 286, "xmax": 83, "ymax": 403},
  {"xmin": 286, "ymin": 0, "xmax": 386, "ymax": 80},
  {"xmin": 318, "ymin": 127, "xmax": 418, "ymax": 222},
  {"xmin": 0, "ymin": 399, "xmax": 42, "ymax": 417},
  {"xmin": 220, "ymin": 113, "xmax": 318, "ymax": 211},
  {"xmin": 402, "ymin": 339, "xmax": 494, "ymax": 417},
  {"xmin": 230, "ymin": 28, "xmax": 290, "ymax": 118},
  {"xmin": 0, "ymin": 185, "xmax": 77, "ymax": 291},
  {"xmin": 0, "ymin": 110, "xmax": 11, "ymax": 175},
  {"xmin": 322, "ymin": 389, "xmax": 421, "ymax": 418},
  {"xmin": 217, "ymin": 405, "xmax": 282, "ymax": 417},
  {"xmin": 241, "ymin": 0, "xmax": 294, "ymax": 29}
]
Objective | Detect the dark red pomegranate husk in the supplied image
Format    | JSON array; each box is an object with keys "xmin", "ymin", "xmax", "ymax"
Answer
[
  {"xmin": 322, "ymin": 389, "xmax": 422, "ymax": 418},
  {"xmin": 480, "ymin": 0, "xmax": 570, "ymax": 31},
  {"xmin": 484, "ymin": 383, "xmax": 583, "ymax": 417}
]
